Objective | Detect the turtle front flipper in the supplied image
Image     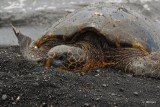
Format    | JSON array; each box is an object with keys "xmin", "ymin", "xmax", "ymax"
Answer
[
  {"xmin": 12, "ymin": 25, "xmax": 46, "ymax": 62},
  {"xmin": 105, "ymin": 48, "xmax": 160, "ymax": 78},
  {"xmin": 127, "ymin": 52, "xmax": 160, "ymax": 78}
]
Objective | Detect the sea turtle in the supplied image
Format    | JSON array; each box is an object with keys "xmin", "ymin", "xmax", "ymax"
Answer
[{"xmin": 12, "ymin": 3, "xmax": 160, "ymax": 78}]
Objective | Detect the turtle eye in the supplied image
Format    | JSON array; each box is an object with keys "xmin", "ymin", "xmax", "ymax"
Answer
[
  {"xmin": 58, "ymin": 56, "xmax": 64, "ymax": 60},
  {"xmin": 57, "ymin": 54, "xmax": 66, "ymax": 60}
]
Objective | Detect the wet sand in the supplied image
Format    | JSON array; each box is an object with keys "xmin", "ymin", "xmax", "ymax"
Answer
[{"xmin": 1, "ymin": 0, "xmax": 160, "ymax": 107}]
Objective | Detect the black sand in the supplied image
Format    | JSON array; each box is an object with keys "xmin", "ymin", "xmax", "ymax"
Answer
[{"xmin": 0, "ymin": 46, "xmax": 160, "ymax": 107}]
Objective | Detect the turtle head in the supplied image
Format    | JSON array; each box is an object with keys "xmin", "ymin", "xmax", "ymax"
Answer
[
  {"xmin": 12, "ymin": 25, "xmax": 45, "ymax": 61},
  {"xmin": 44, "ymin": 45, "xmax": 86, "ymax": 71}
]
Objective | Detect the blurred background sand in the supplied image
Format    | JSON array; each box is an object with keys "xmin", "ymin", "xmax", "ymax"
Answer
[{"xmin": 0, "ymin": 0, "xmax": 160, "ymax": 45}]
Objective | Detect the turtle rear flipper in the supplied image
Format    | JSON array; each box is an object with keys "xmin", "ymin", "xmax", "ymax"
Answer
[
  {"xmin": 12, "ymin": 25, "xmax": 46, "ymax": 62},
  {"xmin": 11, "ymin": 24, "xmax": 32, "ymax": 50}
]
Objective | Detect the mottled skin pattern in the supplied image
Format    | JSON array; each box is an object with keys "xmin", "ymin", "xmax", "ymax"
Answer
[
  {"xmin": 46, "ymin": 45, "xmax": 86, "ymax": 71},
  {"xmin": 12, "ymin": 3, "xmax": 160, "ymax": 78},
  {"xmin": 43, "ymin": 41, "xmax": 104, "ymax": 72}
]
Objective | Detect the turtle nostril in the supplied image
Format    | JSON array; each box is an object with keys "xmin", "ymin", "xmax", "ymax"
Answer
[{"xmin": 58, "ymin": 53, "xmax": 67, "ymax": 60}]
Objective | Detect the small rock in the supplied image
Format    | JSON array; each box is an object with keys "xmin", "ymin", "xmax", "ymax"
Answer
[
  {"xmin": 119, "ymin": 88, "xmax": 124, "ymax": 92},
  {"xmin": 102, "ymin": 84, "xmax": 108, "ymax": 87},
  {"xmin": 115, "ymin": 82, "xmax": 120, "ymax": 85},
  {"xmin": 95, "ymin": 97, "xmax": 100, "ymax": 101},
  {"xmin": 78, "ymin": 89, "xmax": 82, "ymax": 92},
  {"xmin": 78, "ymin": 72, "xmax": 85, "ymax": 76},
  {"xmin": 95, "ymin": 74, "xmax": 100, "ymax": 77},
  {"xmin": 133, "ymin": 92, "xmax": 138, "ymax": 96},
  {"xmin": 33, "ymin": 82, "xmax": 39, "ymax": 86},
  {"xmin": 72, "ymin": 100, "xmax": 75, "ymax": 103},
  {"xmin": 146, "ymin": 101, "xmax": 156, "ymax": 104},
  {"xmin": 95, "ymin": 69, "xmax": 101, "ymax": 72},
  {"xmin": 12, "ymin": 102, "xmax": 16, "ymax": 105},
  {"xmin": 16, "ymin": 96, "xmax": 20, "ymax": 102},
  {"xmin": 2, "ymin": 94, "xmax": 7, "ymax": 100},
  {"xmin": 111, "ymin": 93, "xmax": 116, "ymax": 96},
  {"xmin": 117, "ymin": 94, "xmax": 123, "ymax": 97},
  {"xmin": 126, "ymin": 74, "xmax": 133, "ymax": 77},
  {"xmin": 17, "ymin": 54, "xmax": 21, "ymax": 57},
  {"xmin": 41, "ymin": 102, "xmax": 47, "ymax": 107},
  {"xmin": 80, "ymin": 72, "xmax": 85, "ymax": 76},
  {"xmin": 157, "ymin": 85, "xmax": 160, "ymax": 89},
  {"xmin": 84, "ymin": 94, "xmax": 87, "ymax": 97},
  {"xmin": 84, "ymin": 103, "xmax": 90, "ymax": 107}
]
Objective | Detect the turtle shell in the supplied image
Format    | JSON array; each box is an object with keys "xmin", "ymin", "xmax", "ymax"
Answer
[{"xmin": 43, "ymin": 3, "xmax": 160, "ymax": 52}]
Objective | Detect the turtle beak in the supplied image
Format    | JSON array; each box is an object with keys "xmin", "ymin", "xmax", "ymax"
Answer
[
  {"xmin": 11, "ymin": 24, "xmax": 32, "ymax": 49},
  {"xmin": 41, "ymin": 57, "xmax": 63, "ymax": 68}
]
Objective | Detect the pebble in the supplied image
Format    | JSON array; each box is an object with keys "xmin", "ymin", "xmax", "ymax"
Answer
[
  {"xmin": 41, "ymin": 102, "xmax": 47, "ymax": 107},
  {"xmin": 12, "ymin": 102, "xmax": 16, "ymax": 105},
  {"xmin": 33, "ymin": 82, "xmax": 39, "ymax": 86},
  {"xmin": 80, "ymin": 72, "xmax": 85, "ymax": 76},
  {"xmin": 115, "ymin": 82, "xmax": 120, "ymax": 85},
  {"xmin": 95, "ymin": 74, "xmax": 100, "ymax": 77},
  {"xmin": 16, "ymin": 96, "xmax": 20, "ymax": 102},
  {"xmin": 72, "ymin": 100, "xmax": 75, "ymax": 103},
  {"xmin": 84, "ymin": 103, "xmax": 90, "ymax": 107},
  {"xmin": 78, "ymin": 89, "xmax": 82, "ymax": 92},
  {"xmin": 133, "ymin": 92, "xmax": 138, "ymax": 96},
  {"xmin": 119, "ymin": 88, "xmax": 124, "ymax": 92},
  {"xmin": 111, "ymin": 93, "xmax": 116, "ymax": 96},
  {"xmin": 78, "ymin": 72, "xmax": 85, "ymax": 76},
  {"xmin": 146, "ymin": 101, "xmax": 156, "ymax": 104},
  {"xmin": 102, "ymin": 84, "xmax": 108, "ymax": 87},
  {"xmin": 2, "ymin": 94, "xmax": 7, "ymax": 100},
  {"xmin": 95, "ymin": 97, "xmax": 100, "ymax": 101},
  {"xmin": 126, "ymin": 74, "xmax": 133, "ymax": 77},
  {"xmin": 95, "ymin": 69, "xmax": 101, "ymax": 72},
  {"xmin": 17, "ymin": 54, "xmax": 21, "ymax": 57}
]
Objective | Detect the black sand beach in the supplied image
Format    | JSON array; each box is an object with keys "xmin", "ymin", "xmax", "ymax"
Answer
[
  {"xmin": 1, "ymin": 0, "xmax": 160, "ymax": 107},
  {"xmin": 1, "ymin": 46, "xmax": 160, "ymax": 107}
]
